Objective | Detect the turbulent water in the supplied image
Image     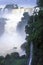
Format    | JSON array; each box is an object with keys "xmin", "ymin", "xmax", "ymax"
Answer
[
  {"xmin": 0, "ymin": 7, "xmax": 33, "ymax": 62},
  {"xmin": 0, "ymin": 7, "xmax": 29, "ymax": 56}
]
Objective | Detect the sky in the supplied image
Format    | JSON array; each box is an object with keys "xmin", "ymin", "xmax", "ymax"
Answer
[{"xmin": 0, "ymin": 0, "xmax": 36, "ymax": 7}]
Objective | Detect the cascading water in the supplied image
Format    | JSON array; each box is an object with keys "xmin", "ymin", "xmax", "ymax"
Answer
[
  {"xmin": 0, "ymin": 6, "xmax": 27, "ymax": 56},
  {"xmin": 28, "ymin": 42, "xmax": 33, "ymax": 65},
  {"xmin": 0, "ymin": 6, "xmax": 33, "ymax": 57}
]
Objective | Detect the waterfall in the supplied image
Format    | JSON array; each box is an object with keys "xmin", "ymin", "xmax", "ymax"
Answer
[
  {"xmin": 0, "ymin": 7, "xmax": 26, "ymax": 56},
  {"xmin": 28, "ymin": 42, "xmax": 33, "ymax": 65}
]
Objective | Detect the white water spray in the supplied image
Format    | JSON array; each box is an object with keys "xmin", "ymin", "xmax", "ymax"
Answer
[
  {"xmin": 0, "ymin": 7, "xmax": 26, "ymax": 56},
  {"xmin": 28, "ymin": 42, "xmax": 33, "ymax": 65}
]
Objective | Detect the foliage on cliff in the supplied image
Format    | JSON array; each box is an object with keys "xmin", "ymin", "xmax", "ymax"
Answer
[
  {"xmin": 0, "ymin": 52, "xmax": 27, "ymax": 65},
  {"xmin": 25, "ymin": 0, "xmax": 43, "ymax": 65}
]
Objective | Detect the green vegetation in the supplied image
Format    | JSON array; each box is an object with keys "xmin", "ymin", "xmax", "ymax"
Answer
[
  {"xmin": 25, "ymin": 0, "xmax": 43, "ymax": 65},
  {"xmin": 0, "ymin": 53, "xmax": 27, "ymax": 65}
]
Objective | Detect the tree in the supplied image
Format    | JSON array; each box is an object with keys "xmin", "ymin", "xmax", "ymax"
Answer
[
  {"xmin": 11, "ymin": 52, "xmax": 19, "ymax": 59},
  {"xmin": 0, "ymin": 56, "xmax": 4, "ymax": 65},
  {"xmin": 37, "ymin": 0, "xmax": 43, "ymax": 7},
  {"xmin": 25, "ymin": 0, "xmax": 43, "ymax": 65}
]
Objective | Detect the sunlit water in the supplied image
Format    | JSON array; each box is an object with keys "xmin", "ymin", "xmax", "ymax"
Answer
[
  {"xmin": 0, "ymin": 8, "xmax": 26, "ymax": 56},
  {"xmin": 28, "ymin": 42, "xmax": 33, "ymax": 65}
]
